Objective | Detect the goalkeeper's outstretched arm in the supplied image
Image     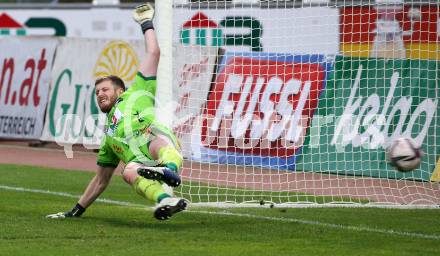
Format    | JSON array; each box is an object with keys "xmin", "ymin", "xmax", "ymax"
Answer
[
  {"xmin": 77, "ymin": 166, "xmax": 115, "ymax": 208},
  {"xmin": 133, "ymin": 3, "xmax": 159, "ymax": 77},
  {"xmin": 46, "ymin": 166, "xmax": 115, "ymax": 219}
]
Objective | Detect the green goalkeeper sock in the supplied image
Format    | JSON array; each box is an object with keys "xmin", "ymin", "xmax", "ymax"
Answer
[
  {"xmin": 158, "ymin": 145, "xmax": 183, "ymax": 173},
  {"xmin": 132, "ymin": 176, "xmax": 170, "ymax": 203}
]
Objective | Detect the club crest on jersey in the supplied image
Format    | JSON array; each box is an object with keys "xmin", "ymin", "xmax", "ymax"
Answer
[
  {"xmin": 106, "ymin": 108, "xmax": 123, "ymax": 136},
  {"xmin": 112, "ymin": 108, "xmax": 123, "ymax": 125}
]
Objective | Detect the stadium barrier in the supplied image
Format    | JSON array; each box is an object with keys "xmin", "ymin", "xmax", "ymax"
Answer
[
  {"xmin": 0, "ymin": 37, "xmax": 58, "ymax": 139},
  {"xmin": 0, "ymin": 2, "xmax": 439, "ymax": 192},
  {"xmin": 1, "ymin": 36, "xmax": 438, "ymax": 182},
  {"xmin": 298, "ymin": 56, "xmax": 439, "ymax": 181},
  {"xmin": 39, "ymin": 38, "xmax": 146, "ymax": 149}
]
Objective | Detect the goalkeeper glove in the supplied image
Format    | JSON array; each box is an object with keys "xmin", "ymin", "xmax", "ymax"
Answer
[
  {"xmin": 133, "ymin": 3, "xmax": 155, "ymax": 33},
  {"xmin": 46, "ymin": 203, "xmax": 85, "ymax": 219}
]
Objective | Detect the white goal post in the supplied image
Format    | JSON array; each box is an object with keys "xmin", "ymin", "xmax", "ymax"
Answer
[{"xmin": 163, "ymin": 0, "xmax": 440, "ymax": 208}]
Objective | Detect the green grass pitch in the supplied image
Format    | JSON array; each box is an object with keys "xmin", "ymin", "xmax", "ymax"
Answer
[{"xmin": 0, "ymin": 164, "xmax": 439, "ymax": 256}]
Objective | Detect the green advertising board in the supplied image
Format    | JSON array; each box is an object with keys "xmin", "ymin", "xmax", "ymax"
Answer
[{"xmin": 297, "ymin": 56, "xmax": 439, "ymax": 181}]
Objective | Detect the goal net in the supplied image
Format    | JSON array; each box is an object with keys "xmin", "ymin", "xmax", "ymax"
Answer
[{"xmin": 170, "ymin": 0, "xmax": 440, "ymax": 208}]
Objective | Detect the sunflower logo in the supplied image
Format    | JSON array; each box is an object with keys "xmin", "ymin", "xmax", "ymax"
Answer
[{"xmin": 93, "ymin": 40, "xmax": 139, "ymax": 83}]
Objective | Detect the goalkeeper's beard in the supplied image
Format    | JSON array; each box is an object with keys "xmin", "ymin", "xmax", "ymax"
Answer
[{"xmin": 97, "ymin": 95, "xmax": 118, "ymax": 113}]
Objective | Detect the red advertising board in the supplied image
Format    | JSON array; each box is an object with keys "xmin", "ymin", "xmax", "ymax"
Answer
[
  {"xmin": 201, "ymin": 54, "xmax": 325, "ymax": 158},
  {"xmin": 341, "ymin": 6, "xmax": 439, "ymax": 43},
  {"xmin": 341, "ymin": 6, "xmax": 439, "ymax": 59}
]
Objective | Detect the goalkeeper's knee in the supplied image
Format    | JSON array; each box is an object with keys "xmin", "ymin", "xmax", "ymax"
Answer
[{"xmin": 158, "ymin": 145, "xmax": 183, "ymax": 173}]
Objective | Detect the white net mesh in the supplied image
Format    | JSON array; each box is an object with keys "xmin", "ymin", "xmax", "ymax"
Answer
[{"xmin": 171, "ymin": 0, "xmax": 440, "ymax": 208}]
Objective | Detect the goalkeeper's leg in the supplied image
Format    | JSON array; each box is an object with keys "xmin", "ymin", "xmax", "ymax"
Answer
[
  {"xmin": 123, "ymin": 162, "xmax": 187, "ymax": 220},
  {"xmin": 148, "ymin": 124, "xmax": 183, "ymax": 173},
  {"xmin": 137, "ymin": 133, "xmax": 183, "ymax": 183},
  {"xmin": 123, "ymin": 162, "xmax": 170, "ymax": 203},
  {"xmin": 136, "ymin": 123, "xmax": 183, "ymax": 187}
]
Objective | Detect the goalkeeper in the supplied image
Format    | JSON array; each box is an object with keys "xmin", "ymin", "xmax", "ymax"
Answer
[{"xmin": 47, "ymin": 3, "xmax": 186, "ymax": 221}]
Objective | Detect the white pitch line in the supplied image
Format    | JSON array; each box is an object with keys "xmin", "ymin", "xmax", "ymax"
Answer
[
  {"xmin": 1, "ymin": 184, "xmax": 439, "ymax": 240},
  {"xmin": 0, "ymin": 144, "xmax": 96, "ymax": 156},
  {"xmin": 192, "ymin": 210, "xmax": 440, "ymax": 240},
  {"xmin": 0, "ymin": 185, "xmax": 146, "ymax": 208}
]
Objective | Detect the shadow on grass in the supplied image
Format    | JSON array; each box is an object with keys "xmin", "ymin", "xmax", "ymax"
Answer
[{"xmin": 83, "ymin": 214, "xmax": 195, "ymax": 231}]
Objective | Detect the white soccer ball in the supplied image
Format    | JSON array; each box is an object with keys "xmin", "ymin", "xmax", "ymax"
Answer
[{"xmin": 387, "ymin": 137, "xmax": 423, "ymax": 172}]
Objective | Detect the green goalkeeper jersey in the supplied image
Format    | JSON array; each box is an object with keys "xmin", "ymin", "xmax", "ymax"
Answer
[{"xmin": 97, "ymin": 72, "xmax": 161, "ymax": 167}]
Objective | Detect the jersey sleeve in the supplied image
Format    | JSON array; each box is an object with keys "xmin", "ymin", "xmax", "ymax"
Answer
[
  {"xmin": 96, "ymin": 136, "xmax": 120, "ymax": 168},
  {"xmin": 127, "ymin": 72, "xmax": 157, "ymax": 96}
]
